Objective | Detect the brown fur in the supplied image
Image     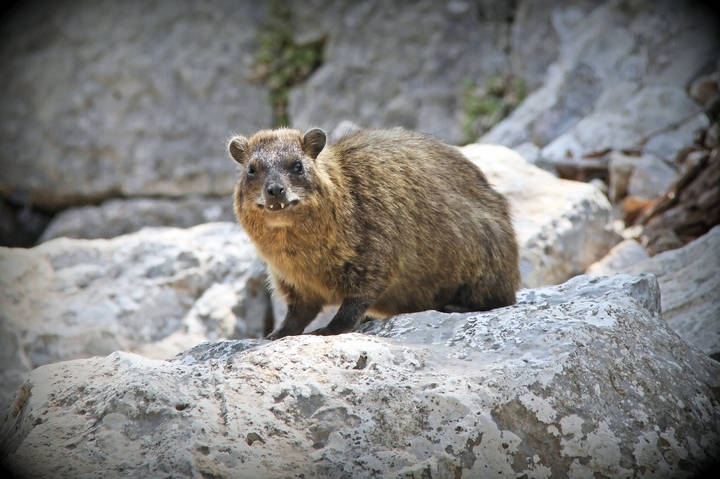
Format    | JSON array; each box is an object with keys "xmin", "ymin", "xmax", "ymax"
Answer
[{"xmin": 228, "ymin": 127, "xmax": 520, "ymax": 338}]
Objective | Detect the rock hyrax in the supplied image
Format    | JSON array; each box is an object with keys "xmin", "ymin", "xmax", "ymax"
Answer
[{"xmin": 228, "ymin": 127, "xmax": 520, "ymax": 338}]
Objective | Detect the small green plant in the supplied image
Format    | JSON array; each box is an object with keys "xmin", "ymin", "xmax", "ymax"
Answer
[
  {"xmin": 250, "ymin": 1, "xmax": 324, "ymax": 127},
  {"xmin": 461, "ymin": 74, "xmax": 526, "ymax": 144}
]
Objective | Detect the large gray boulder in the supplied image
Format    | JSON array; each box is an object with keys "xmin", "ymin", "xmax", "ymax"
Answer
[
  {"xmin": 2, "ymin": 274, "xmax": 718, "ymax": 478},
  {"xmin": 0, "ymin": 0, "xmax": 271, "ymax": 210},
  {"xmin": 0, "ymin": 222, "xmax": 269, "ymax": 412}
]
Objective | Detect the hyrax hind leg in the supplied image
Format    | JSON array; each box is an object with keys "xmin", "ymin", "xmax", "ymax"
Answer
[{"xmin": 441, "ymin": 281, "xmax": 516, "ymax": 314}]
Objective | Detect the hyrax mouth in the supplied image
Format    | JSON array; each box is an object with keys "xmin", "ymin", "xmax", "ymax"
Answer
[{"xmin": 258, "ymin": 199, "xmax": 300, "ymax": 212}]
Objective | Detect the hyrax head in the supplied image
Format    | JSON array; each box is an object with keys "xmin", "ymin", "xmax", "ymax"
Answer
[{"xmin": 228, "ymin": 128, "xmax": 326, "ymax": 226}]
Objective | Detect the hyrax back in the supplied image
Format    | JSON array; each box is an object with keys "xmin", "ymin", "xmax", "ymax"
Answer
[{"xmin": 228, "ymin": 127, "xmax": 520, "ymax": 338}]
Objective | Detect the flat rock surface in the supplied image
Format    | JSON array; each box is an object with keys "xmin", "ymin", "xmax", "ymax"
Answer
[
  {"xmin": 2, "ymin": 274, "xmax": 718, "ymax": 478},
  {"xmin": 0, "ymin": 223, "xmax": 269, "ymax": 412}
]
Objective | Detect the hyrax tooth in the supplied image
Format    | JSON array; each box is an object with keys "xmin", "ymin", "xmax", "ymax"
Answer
[{"xmin": 281, "ymin": 202, "xmax": 285, "ymax": 209}]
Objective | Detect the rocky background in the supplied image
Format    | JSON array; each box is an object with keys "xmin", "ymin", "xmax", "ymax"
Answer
[{"xmin": 1, "ymin": 0, "xmax": 719, "ymax": 477}]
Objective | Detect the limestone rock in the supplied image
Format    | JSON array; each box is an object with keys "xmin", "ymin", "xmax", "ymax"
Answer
[
  {"xmin": 0, "ymin": 223, "xmax": 270, "ymax": 412},
  {"xmin": 540, "ymin": 87, "xmax": 699, "ymax": 168},
  {"xmin": 623, "ymin": 225, "xmax": 720, "ymax": 358},
  {"xmin": 40, "ymin": 196, "xmax": 235, "ymax": 242},
  {"xmin": 288, "ymin": 0, "xmax": 516, "ymax": 143},
  {"xmin": 0, "ymin": 0, "xmax": 271, "ymax": 210},
  {"xmin": 462, "ymin": 144, "xmax": 620, "ymax": 287},
  {"xmin": 482, "ymin": 1, "xmax": 718, "ymax": 172},
  {"xmin": 511, "ymin": 141, "xmax": 541, "ymax": 165},
  {"xmin": 2, "ymin": 274, "xmax": 718, "ymax": 478},
  {"xmin": 641, "ymin": 112, "xmax": 709, "ymax": 164},
  {"xmin": 586, "ymin": 239, "xmax": 649, "ymax": 276},
  {"xmin": 508, "ymin": 1, "xmax": 599, "ymax": 93}
]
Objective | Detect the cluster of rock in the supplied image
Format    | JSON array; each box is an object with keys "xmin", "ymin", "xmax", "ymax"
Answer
[
  {"xmin": 0, "ymin": 223, "xmax": 270, "ymax": 412},
  {"xmin": 2, "ymin": 0, "xmax": 719, "ymax": 477},
  {"xmin": 2, "ymin": 275, "xmax": 718, "ymax": 477}
]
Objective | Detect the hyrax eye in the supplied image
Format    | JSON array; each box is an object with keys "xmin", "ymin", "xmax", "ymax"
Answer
[
  {"xmin": 292, "ymin": 160, "xmax": 304, "ymax": 174},
  {"xmin": 247, "ymin": 165, "xmax": 256, "ymax": 176}
]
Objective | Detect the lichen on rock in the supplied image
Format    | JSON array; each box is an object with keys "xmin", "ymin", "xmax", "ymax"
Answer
[{"xmin": 2, "ymin": 274, "xmax": 718, "ymax": 478}]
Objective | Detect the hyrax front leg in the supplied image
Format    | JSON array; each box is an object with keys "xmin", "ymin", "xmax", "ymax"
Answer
[
  {"xmin": 308, "ymin": 256, "xmax": 387, "ymax": 335},
  {"xmin": 266, "ymin": 299, "xmax": 322, "ymax": 340},
  {"xmin": 308, "ymin": 297, "xmax": 372, "ymax": 335}
]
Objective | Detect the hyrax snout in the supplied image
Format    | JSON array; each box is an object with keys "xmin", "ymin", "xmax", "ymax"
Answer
[{"xmin": 228, "ymin": 127, "xmax": 520, "ymax": 338}]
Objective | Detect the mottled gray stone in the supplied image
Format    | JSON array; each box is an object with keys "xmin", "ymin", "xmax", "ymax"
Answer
[
  {"xmin": 40, "ymin": 196, "xmax": 235, "ymax": 242},
  {"xmin": 623, "ymin": 225, "xmax": 720, "ymax": 357},
  {"xmin": 642, "ymin": 112, "xmax": 709, "ymax": 163},
  {"xmin": 508, "ymin": 0, "xmax": 597, "ymax": 92},
  {"xmin": 481, "ymin": 64, "xmax": 566, "ymax": 148},
  {"xmin": 0, "ymin": 0, "xmax": 271, "ymax": 209},
  {"xmin": 541, "ymin": 87, "xmax": 700, "ymax": 166},
  {"xmin": 288, "ymin": 0, "xmax": 514, "ymax": 144},
  {"xmin": 482, "ymin": 0, "xmax": 717, "ymax": 167},
  {"xmin": 174, "ymin": 338, "xmax": 268, "ymax": 364},
  {"xmin": 512, "ymin": 141, "xmax": 541, "ymax": 165},
  {"xmin": 0, "ymin": 222, "xmax": 270, "ymax": 413},
  {"xmin": 586, "ymin": 239, "xmax": 649, "ymax": 276},
  {"xmin": 2, "ymin": 274, "xmax": 718, "ymax": 478}
]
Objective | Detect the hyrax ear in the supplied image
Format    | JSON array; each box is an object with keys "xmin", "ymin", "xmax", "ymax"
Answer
[
  {"xmin": 228, "ymin": 136, "xmax": 249, "ymax": 164},
  {"xmin": 302, "ymin": 128, "xmax": 326, "ymax": 159}
]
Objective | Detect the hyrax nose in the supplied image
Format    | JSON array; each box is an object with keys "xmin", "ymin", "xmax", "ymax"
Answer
[{"xmin": 266, "ymin": 183, "xmax": 285, "ymax": 197}]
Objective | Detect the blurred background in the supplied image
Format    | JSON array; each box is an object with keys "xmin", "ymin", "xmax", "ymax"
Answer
[{"xmin": 0, "ymin": 0, "xmax": 718, "ymax": 250}]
